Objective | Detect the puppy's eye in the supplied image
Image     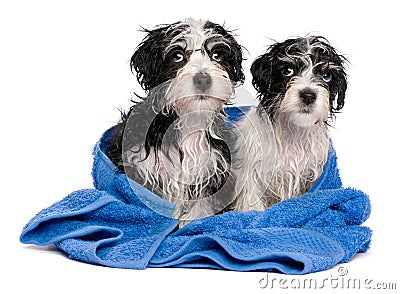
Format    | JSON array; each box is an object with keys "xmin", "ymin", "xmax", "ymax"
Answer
[
  {"xmin": 322, "ymin": 71, "xmax": 332, "ymax": 83},
  {"xmin": 282, "ymin": 65, "xmax": 295, "ymax": 77},
  {"xmin": 171, "ymin": 50, "xmax": 185, "ymax": 63},
  {"xmin": 211, "ymin": 51, "xmax": 222, "ymax": 62}
]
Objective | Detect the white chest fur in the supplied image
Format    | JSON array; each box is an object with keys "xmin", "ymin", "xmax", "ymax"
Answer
[
  {"xmin": 233, "ymin": 108, "xmax": 329, "ymax": 211},
  {"xmin": 124, "ymin": 119, "xmax": 229, "ymax": 220}
]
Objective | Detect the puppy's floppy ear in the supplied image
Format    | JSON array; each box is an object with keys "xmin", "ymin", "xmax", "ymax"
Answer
[
  {"xmin": 330, "ymin": 53, "xmax": 348, "ymax": 112},
  {"xmin": 228, "ymin": 40, "xmax": 245, "ymax": 85},
  {"xmin": 333, "ymin": 69, "xmax": 347, "ymax": 111},
  {"xmin": 130, "ymin": 26, "xmax": 168, "ymax": 92},
  {"xmin": 222, "ymin": 32, "xmax": 245, "ymax": 85},
  {"xmin": 250, "ymin": 51, "xmax": 274, "ymax": 97},
  {"xmin": 322, "ymin": 41, "xmax": 348, "ymax": 112}
]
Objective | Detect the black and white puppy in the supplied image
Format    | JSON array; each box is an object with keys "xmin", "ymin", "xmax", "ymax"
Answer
[
  {"xmin": 233, "ymin": 36, "xmax": 347, "ymax": 211},
  {"xmin": 107, "ymin": 19, "xmax": 244, "ymax": 225}
]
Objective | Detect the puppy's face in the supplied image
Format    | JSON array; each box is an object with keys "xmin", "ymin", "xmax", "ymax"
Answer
[
  {"xmin": 251, "ymin": 37, "xmax": 347, "ymax": 127},
  {"xmin": 131, "ymin": 19, "xmax": 244, "ymax": 116}
]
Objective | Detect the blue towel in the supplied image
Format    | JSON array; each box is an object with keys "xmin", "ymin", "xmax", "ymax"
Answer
[{"xmin": 20, "ymin": 106, "xmax": 372, "ymax": 274}]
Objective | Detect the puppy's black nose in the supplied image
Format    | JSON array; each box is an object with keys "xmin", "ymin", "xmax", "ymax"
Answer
[
  {"xmin": 299, "ymin": 89, "xmax": 317, "ymax": 105},
  {"xmin": 193, "ymin": 73, "xmax": 212, "ymax": 91}
]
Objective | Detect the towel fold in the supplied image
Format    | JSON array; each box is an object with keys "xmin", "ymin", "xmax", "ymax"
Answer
[{"xmin": 20, "ymin": 106, "xmax": 371, "ymax": 274}]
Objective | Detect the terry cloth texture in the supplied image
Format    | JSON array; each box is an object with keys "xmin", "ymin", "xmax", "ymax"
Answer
[{"xmin": 20, "ymin": 106, "xmax": 372, "ymax": 274}]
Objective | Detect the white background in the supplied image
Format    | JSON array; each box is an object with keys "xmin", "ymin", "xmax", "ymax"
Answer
[{"xmin": 1, "ymin": 0, "xmax": 399, "ymax": 293}]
